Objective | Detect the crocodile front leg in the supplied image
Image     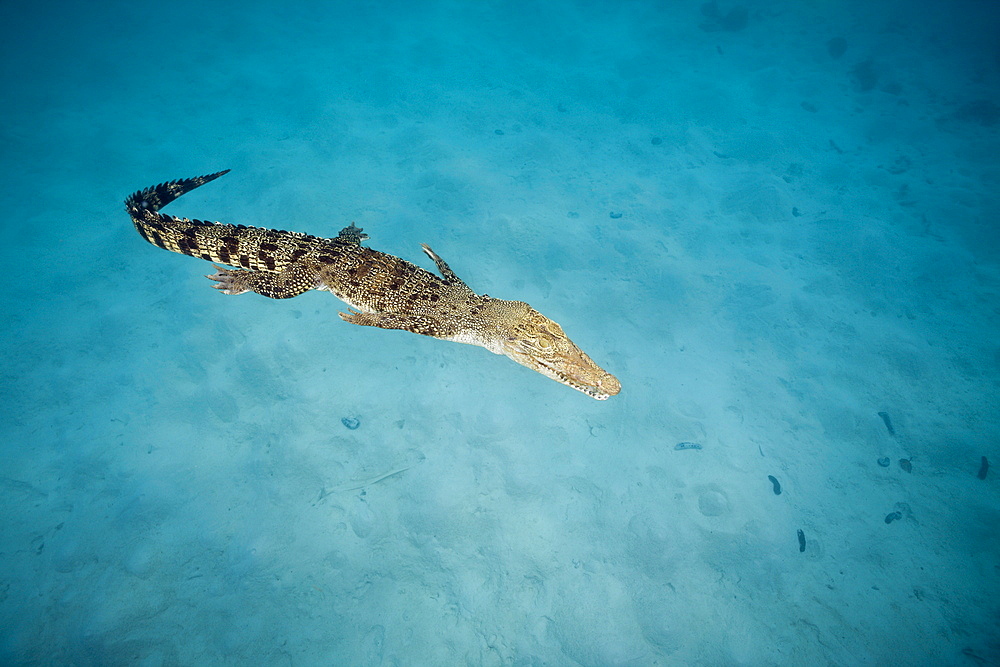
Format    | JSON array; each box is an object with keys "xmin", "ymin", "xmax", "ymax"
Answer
[
  {"xmin": 207, "ymin": 263, "xmax": 320, "ymax": 299},
  {"xmin": 338, "ymin": 310, "xmax": 454, "ymax": 338}
]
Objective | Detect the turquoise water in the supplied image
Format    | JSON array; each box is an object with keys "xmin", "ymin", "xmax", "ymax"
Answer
[{"xmin": 2, "ymin": 1, "xmax": 998, "ymax": 664}]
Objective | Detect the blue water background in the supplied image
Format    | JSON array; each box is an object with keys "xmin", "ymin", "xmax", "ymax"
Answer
[{"xmin": 1, "ymin": 1, "xmax": 998, "ymax": 664}]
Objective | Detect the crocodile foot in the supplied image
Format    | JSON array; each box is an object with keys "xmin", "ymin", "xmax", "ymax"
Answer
[{"xmin": 206, "ymin": 265, "xmax": 252, "ymax": 295}]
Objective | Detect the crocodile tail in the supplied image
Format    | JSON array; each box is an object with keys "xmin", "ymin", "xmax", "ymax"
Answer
[
  {"xmin": 126, "ymin": 170, "xmax": 325, "ymax": 272},
  {"xmin": 125, "ymin": 170, "xmax": 232, "ymax": 256},
  {"xmin": 124, "ymin": 169, "xmax": 230, "ymax": 215}
]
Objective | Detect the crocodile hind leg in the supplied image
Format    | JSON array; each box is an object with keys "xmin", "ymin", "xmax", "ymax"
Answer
[
  {"xmin": 336, "ymin": 222, "xmax": 369, "ymax": 245},
  {"xmin": 207, "ymin": 263, "xmax": 319, "ymax": 299},
  {"xmin": 339, "ymin": 310, "xmax": 454, "ymax": 338}
]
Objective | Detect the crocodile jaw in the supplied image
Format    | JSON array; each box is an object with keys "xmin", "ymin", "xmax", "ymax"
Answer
[
  {"xmin": 498, "ymin": 306, "xmax": 621, "ymax": 400},
  {"xmin": 511, "ymin": 346, "xmax": 621, "ymax": 400}
]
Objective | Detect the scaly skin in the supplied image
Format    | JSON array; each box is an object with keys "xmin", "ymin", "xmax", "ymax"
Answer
[{"xmin": 125, "ymin": 171, "xmax": 620, "ymax": 399}]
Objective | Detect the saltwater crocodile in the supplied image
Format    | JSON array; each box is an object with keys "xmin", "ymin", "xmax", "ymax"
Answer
[{"xmin": 125, "ymin": 171, "xmax": 621, "ymax": 399}]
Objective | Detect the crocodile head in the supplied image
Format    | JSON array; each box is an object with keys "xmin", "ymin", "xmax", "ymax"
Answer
[{"xmin": 489, "ymin": 300, "xmax": 621, "ymax": 400}]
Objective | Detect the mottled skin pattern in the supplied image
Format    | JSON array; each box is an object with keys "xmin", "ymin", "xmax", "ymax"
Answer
[{"xmin": 125, "ymin": 171, "xmax": 621, "ymax": 399}]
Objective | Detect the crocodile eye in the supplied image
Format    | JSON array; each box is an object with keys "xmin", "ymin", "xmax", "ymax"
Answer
[{"xmin": 537, "ymin": 335, "xmax": 553, "ymax": 349}]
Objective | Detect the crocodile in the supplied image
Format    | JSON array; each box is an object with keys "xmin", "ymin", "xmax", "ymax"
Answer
[{"xmin": 125, "ymin": 170, "xmax": 621, "ymax": 399}]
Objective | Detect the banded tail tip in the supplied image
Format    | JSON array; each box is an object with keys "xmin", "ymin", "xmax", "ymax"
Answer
[{"xmin": 125, "ymin": 169, "xmax": 232, "ymax": 214}]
